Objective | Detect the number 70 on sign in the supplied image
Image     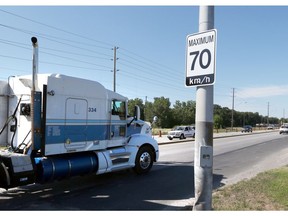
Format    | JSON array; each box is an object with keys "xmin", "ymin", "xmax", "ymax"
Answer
[{"xmin": 185, "ymin": 29, "xmax": 217, "ymax": 87}]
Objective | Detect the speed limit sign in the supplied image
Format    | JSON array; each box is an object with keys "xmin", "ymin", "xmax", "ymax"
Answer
[{"xmin": 186, "ymin": 29, "xmax": 217, "ymax": 87}]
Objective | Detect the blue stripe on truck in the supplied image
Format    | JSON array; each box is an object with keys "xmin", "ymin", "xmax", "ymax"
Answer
[{"xmin": 45, "ymin": 121, "xmax": 142, "ymax": 144}]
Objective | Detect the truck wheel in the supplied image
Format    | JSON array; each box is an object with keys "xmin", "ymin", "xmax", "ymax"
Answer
[
  {"xmin": 180, "ymin": 134, "xmax": 185, "ymax": 139},
  {"xmin": 134, "ymin": 146, "xmax": 154, "ymax": 174}
]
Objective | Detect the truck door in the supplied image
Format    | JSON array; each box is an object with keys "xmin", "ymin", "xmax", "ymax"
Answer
[
  {"xmin": 64, "ymin": 98, "xmax": 88, "ymax": 150},
  {"xmin": 110, "ymin": 100, "xmax": 126, "ymax": 143}
]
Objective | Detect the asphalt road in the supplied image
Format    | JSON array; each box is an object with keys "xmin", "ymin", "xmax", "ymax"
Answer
[{"xmin": 0, "ymin": 131, "xmax": 287, "ymax": 210}]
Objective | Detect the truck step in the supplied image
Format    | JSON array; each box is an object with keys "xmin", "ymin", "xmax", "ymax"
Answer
[{"xmin": 109, "ymin": 147, "xmax": 131, "ymax": 165}]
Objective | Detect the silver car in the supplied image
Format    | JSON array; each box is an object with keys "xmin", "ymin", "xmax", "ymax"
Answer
[
  {"xmin": 279, "ymin": 125, "xmax": 288, "ymax": 134},
  {"xmin": 167, "ymin": 126, "xmax": 195, "ymax": 140}
]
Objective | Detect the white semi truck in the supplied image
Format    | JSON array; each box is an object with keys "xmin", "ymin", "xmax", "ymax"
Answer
[{"xmin": 0, "ymin": 37, "xmax": 159, "ymax": 189}]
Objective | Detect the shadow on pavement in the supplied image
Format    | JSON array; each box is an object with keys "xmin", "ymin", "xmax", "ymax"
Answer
[{"xmin": 0, "ymin": 162, "xmax": 224, "ymax": 210}]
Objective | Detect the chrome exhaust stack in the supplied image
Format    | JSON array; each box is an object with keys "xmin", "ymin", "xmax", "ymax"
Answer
[
  {"xmin": 30, "ymin": 37, "xmax": 41, "ymax": 153},
  {"xmin": 31, "ymin": 37, "xmax": 38, "ymax": 91}
]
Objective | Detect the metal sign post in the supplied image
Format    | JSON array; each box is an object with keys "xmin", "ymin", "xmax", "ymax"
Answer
[{"xmin": 186, "ymin": 6, "xmax": 216, "ymax": 210}]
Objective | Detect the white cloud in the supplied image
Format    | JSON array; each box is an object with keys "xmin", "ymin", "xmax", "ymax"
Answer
[{"xmin": 236, "ymin": 85, "xmax": 288, "ymax": 98}]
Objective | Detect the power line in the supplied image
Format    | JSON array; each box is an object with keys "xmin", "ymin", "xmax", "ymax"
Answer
[
  {"xmin": 0, "ymin": 24, "xmax": 180, "ymax": 85},
  {"xmin": 0, "ymin": 10, "xmax": 184, "ymax": 92},
  {"xmin": 118, "ymin": 57, "xmax": 180, "ymax": 81},
  {"xmin": 0, "ymin": 38, "xmax": 112, "ymax": 70},
  {"xmin": 0, "ymin": 37, "xmax": 183, "ymax": 88},
  {"xmin": 0, "ymin": 54, "xmax": 31, "ymax": 62},
  {"xmin": 0, "ymin": 38, "xmax": 30, "ymax": 50},
  {"xmin": 41, "ymin": 50, "xmax": 111, "ymax": 69},
  {"xmin": 0, "ymin": 23, "xmax": 113, "ymax": 57},
  {"xmin": 0, "ymin": 9, "xmax": 114, "ymax": 48},
  {"xmin": 0, "ymin": 40, "xmax": 191, "ymax": 98},
  {"xmin": 119, "ymin": 70, "xmax": 185, "ymax": 91},
  {"xmin": 0, "ymin": 66, "xmax": 28, "ymax": 73},
  {"xmin": 0, "ymin": 9, "xmax": 182, "ymax": 78},
  {"xmin": 118, "ymin": 61, "xmax": 181, "ymax": 85},
  {"xmin": 0, "ymin": 36, "xmax": 234, "ymax": 105},
  {"xmin": 118, "ymin": 50, "xmax": 178, "ymax": 75},
  {"xmin": 0, "ymin": 38, "xmax": 112, "ymax": 61},
  {"xmin": 120, "ymin": 47, "xmax": 178, "ymax": 73},
  {"xmin": 0, "ymin": 9, "xmax": 220, "ymax": 104},
  {"xmin": 41, "ymin": 46, "xmax": 111, "ymax": 61},
  {"xmin": 0, "ymin": 54, "xmax": 111, "ymax": 72}
]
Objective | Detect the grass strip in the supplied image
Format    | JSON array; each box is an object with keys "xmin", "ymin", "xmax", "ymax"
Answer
[{"xmin": 213, "ymin": 166, "xmax": 288, "ymax": 210}]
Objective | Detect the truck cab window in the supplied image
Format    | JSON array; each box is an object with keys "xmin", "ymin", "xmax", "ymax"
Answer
[{"xmin": 111, "ymin": 100, "xmax": 126, "ymax": 120}]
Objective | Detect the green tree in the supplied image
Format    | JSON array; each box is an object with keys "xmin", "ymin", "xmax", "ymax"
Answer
[
  {"xmin": 153, "ymin": 97, "xmax": 172, "ymax": 128},
  {"xmin": 214, "ymin": 114, "xmax": 223, "ymax": 129},
  {"xmin": 172, "ymin": 100, "xmax": 196, "ymax": 126},
  {"xmin": 144, "ymin": 101, "xmax": 154, "ymax": 124},
  {"xmin": 214, "ymin": 105, "xmax": 231, "ymax": 128},
  {"xmin": 127, "ymin": 97, "xmax": 281, "ymax": 129},
  {"xmin": 127, "ymin": 98, "xmax": 145, "ymax": 119}
]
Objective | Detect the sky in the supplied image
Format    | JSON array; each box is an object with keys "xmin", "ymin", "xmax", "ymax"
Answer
[{"xmin": 0, "ymin": 2, "xmax": 288, "ymax": 119}]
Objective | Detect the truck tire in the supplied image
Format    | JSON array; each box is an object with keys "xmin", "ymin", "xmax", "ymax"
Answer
[{"xmin": 134, "ymin": 146, "xmax": 154, "ymax": 174}]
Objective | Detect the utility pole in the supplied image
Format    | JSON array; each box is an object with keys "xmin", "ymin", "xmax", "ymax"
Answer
[
  {"xmin": 113, "ymin": 46, "xmax": 119, "ymax": 92},
  {"xmin": 231, "ymin": 88, "xmax": 235, "ymax": 131},
  {"xmin": 267, "ymin": 102, "xmax": 270, "ymax": 125},
  {"xmin": 193, "ymin": 6, "xmax": 214, "ymax": 211},
  {"xmin": 144, "ymin": 96, "xmax": 148, "ymax": 121}
]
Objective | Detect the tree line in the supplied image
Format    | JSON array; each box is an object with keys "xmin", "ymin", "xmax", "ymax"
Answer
[{"xmin": 128, "ymin": 97, "xmax": 284, "ymax": 129}]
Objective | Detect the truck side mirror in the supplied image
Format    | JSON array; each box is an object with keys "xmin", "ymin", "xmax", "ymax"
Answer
[
  {"xmin": 134, "ymin": 105, "xmax": 140, "ymax": 121},
  {"xmin": 128, "ymin": 105, "xmax": 140, "ymax": 127},
  {"xmin": 152, "ymin": 116, "xmax": 158, "ymax": 125}
]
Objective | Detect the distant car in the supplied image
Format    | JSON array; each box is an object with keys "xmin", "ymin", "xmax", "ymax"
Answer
[
  {"xmin": 279, "ymin": 125, "xmax": 288, "ymax": 134},
  {"xmin": 167, "ymin": 126, "xmax": 195, "ymax": 140},
  {"xmin": 267, "ymin": 125, "xmax": 275, "ymax": 130},
  {"xmin": 241, "ymin": 125, "xmax": 253, "ymax": 133}
]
